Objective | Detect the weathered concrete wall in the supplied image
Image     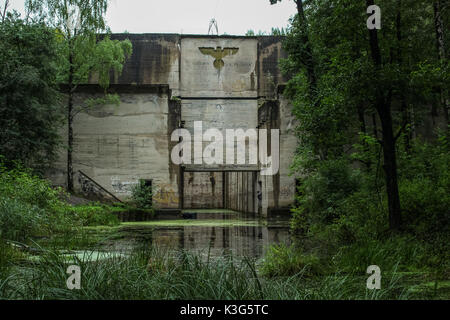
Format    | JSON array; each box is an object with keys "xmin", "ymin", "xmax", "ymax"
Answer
[
  {"xmin": 50, "ymin": 34, "xmax": 297, "ymax": 214},
  {"xmin": 93, "ymin": 34, "xmax": 286, "ymax": 99},
  {"xmin": 49, "ymin": 85, "xmax": 181, "ymax": 209},
  {"xmin": 225, "ymin": 171, "xmax": 257, "ymax": 214},
  {"xmin": 180, "ymin": 37, "xmax": 258, "ymax": 98},
  {"xmin": 180, "ymin": 97, "xmax": 259, "ymax": 209},
  {"xmin": 183, "ymin": 172, "xmax": 224, "ymax": 208},
  {"xmin": 180, "ymin": 98, "xmax": 259, "ymax": 171},
  {"xmin": 257, "ymin": 92, "xmax": 298, "ymax": 217},
  {"xmin": 97, "ymin": 34, "xmax": 181, "ymax": 95},
  {"xmin": 258, "ymin": 36, "xmax": 287, "ymax": 99}
]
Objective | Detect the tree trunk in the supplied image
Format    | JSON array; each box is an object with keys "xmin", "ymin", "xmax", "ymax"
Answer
[
  {"xmin": 433, "ymin": 0, "xmax": 449, "ymax": 125},
  {"xmin": 378, "ymin": 104, "xmax": 402, "ymax": 230},
  {"xmin": 366, "ymin": 0, "xmax": 402, "ymax": 230},
  {"xmin": 396, "ymin": 0, "xmax": 411, "ymax": 153},
  {"xmin": 67, "ymin": 46, "xmax": 74, "ymax": 192}
]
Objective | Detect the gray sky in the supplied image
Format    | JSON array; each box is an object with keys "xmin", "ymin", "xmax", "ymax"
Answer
[{"xmin": 7, "ymin": 0, "xmax": 296, "ymax": 35}]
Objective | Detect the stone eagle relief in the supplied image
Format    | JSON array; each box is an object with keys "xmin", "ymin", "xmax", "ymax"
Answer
[{"xmin": 198, "ymin": 47, "xmax": 239, "ymax": 70}]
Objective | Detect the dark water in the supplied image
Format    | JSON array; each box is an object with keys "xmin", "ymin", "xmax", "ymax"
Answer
[{"xmin": 101, "ymin": 209, "xmax": 292, "ymax": 259}]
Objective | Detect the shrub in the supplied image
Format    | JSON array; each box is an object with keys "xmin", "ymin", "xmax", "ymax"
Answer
[
  {"xmin": 292, "ymin": 136, "xmax": 449, "ymax": 245},
  {"xmin": 291, "ymin": 159, "xmax": 362, "ymax": 234},
  {"xmin": 0, "ymin": 162, "xmax": 73, "ymax": 239},
  {"xmin": 399, "ymin": 178, "xmax": 449, "ymax": 236},
  {"xmin": 0, "ymin": 163, "xmax": 69, "ymax": 214},
  {"xmin": 332, "ymin": 189, "xmax": 388, "ymax": 243},
  {"xmin": 0, "ymin": 197, "xmax": 48, "ymax": 242},
  {"xmin": 131, "ymin": 182, "xmax": 153, "ymax": 210},
  {"xmin": 69, "ymin": 205, "xmax": 119, "ymax": 227},
  {"xmin": 0, "ymin": 162, "xmax": 119, "ymax": 241}
]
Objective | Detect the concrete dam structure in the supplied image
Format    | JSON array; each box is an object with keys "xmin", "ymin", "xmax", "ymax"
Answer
[{"xmin": 48, "ymin": 34, "xmax": 298, "ymax": 216}]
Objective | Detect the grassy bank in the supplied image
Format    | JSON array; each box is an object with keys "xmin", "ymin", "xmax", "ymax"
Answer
[{"xmin": 1, "ymin": 244, "xmax": 445, "ymax": 300}]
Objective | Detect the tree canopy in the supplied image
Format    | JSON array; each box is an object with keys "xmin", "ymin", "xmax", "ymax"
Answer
[
  {"xmin": 0, "ymin": 12, "xmax": 63, "ymax": 170},
  {"xmin": 25, "ymin": 0, "xmax": 132, "ymax": 190},
  {"xmin": 272, "ymin": 0, "xmax": 449, "ymax": 231}
]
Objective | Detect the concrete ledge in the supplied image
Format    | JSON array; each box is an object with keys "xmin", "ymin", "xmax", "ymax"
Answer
[
  {"xmin": 154, "ymin": 209, "xmax": 182, "ymax": 220},
  {"xmin": 60, "ymin": 84, "xmax": 171, "ymax": 95},
  {"xmin": 267, "ymin": 207, "xmax": 292, "ymax": 217}
]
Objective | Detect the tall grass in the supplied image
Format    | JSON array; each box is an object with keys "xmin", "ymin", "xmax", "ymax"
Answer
[{"xmin": 0, "ymin": 245, "xmax": 420, "ymax": 300}]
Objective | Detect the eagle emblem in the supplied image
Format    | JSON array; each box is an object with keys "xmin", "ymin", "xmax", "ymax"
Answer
[{"xmin": 199, "ymin": 47, "xmax": 239, "ymax": 70}]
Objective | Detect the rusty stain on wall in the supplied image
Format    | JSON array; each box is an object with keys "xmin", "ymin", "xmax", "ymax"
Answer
[{"xmin": 153, "ymin": 183, "xmax": 179, "ymax": 207}]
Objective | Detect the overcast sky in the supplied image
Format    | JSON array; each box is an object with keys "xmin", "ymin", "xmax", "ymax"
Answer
[{"xmin": 7, "ymin": 0, "xmax": 297, "ymax": 35}]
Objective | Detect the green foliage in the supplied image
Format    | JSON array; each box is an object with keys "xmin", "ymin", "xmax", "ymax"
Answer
[
  {"xmin": 0, "ymin": 161, "xmax": 72, "ymax": 238},
  {"xmin": 0, "ymin": 198, "xmax": 47, "ymax": 242},
  {"xmin": 69, "ymin": 205, "xmax": 119, "ymax": 227},
  {"xmin": 328, "ymin": 189, "xmax": 387, "ymax": 243},
  {"xmin": 289, "ymin": 134, "xmax": 449, "ymax": 291},
  {"xmin": 25, "ymin": 0, "xmax": 132, "ymax": 191},
  {"xmin": 261, "ymin": 244, "xmax": 324, "ymax": 277},
  {"xmin": 293, "ymin": 137, "xmax": 449, "ymax": 241},
  {"xmin": 397, "ymin": 136, "xmax": 450, "ymax": 237},
  {"xmin": 26, "ymin": 0, "xmax": 133, "ymax": 92},
  {"xmin": 282, "ymin": 0, "xmax": 448, "ymax": 236},
  {"xmin": 333, "ymin": 236, "xmax": 429, "ymax": 274},
  {"xmin": 0, "ymin": 162, "xmax": 120, "ymax": 242},
  {"xmin": 0, "ymin": 14, "xmax": 63, "ymax": 170},
  {"xmin": 245, "ymin": 29, "xmax": 255, "ymax": 36},
  {"xmin": 25, "ymin": 0, "xmax": 108, "ymax": 41},
  {"xmin": 245, "ymin": 27, "xmax": 286, "ymax": 36},
  {"xmin": 131, "ymin": 182, "xmax": 153, "ymax": 210},
  {"xmin": 291, "ymin": 159, "xmax": 362, "ymax": 232},
  {"xmin": 83, "ymin": 36, "xmax": 133, "ymax": 91}
]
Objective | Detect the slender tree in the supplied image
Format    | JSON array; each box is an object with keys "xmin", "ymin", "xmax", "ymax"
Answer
[
  {"xmin": 365, "ymin": 0, "xmax": 402, "ymax": 230},
  {"xmin": 433, "ymin": 0, "xmax": 449, "ymax": 124},
  {"xmin": 26, "ymin": 0, "xmax": 132, "ymax": 192}
]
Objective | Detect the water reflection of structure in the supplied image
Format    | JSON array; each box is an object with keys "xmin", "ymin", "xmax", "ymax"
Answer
[
  {"xmin": 101, "ymin": 210, "xmax": 292, "ymax": 259},
  {"xmin": 151, "ymin": 225, "xmax": 290, "ymax": 259}
]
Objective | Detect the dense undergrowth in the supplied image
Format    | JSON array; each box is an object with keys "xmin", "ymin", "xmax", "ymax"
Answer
[
  {"xmin": 258, "ymin": 137, "xmax": 449, "ymax": 298},
  {"xmin": 0, "ymin": 161, "xmax": 120, "ymax": 244},
  {"xmin": 1, "ymin": 244, "xmax": 442, "ymax": 300}
]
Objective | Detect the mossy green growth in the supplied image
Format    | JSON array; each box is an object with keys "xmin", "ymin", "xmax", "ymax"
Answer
[{"xmin": 69, "ymin": 204, "xmax": 120, "ymax": 227}]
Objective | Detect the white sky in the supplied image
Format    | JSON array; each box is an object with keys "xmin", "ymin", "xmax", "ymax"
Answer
[{"xmin": 7, "ymin": 0, "xmax": 296, "ymax": 35}]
